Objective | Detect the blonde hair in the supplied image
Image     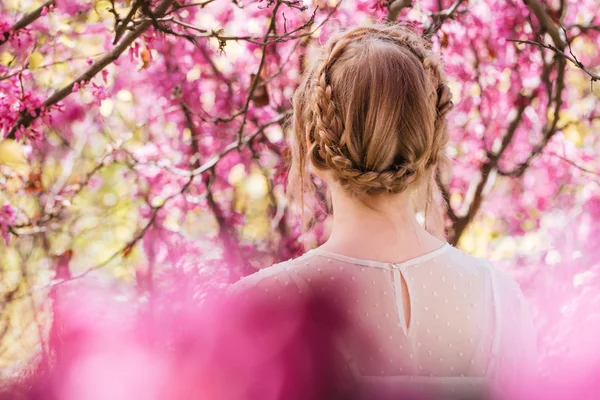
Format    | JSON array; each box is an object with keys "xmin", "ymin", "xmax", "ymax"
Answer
[{"xmin": 288, "ymin": 24, "xmax": 453, "ymax": 238}]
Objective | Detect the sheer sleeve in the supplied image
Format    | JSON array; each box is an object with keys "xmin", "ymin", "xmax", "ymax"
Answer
[
  {"xmin": 228, "ymin": 261, "xmax": 310, "ymax": 298},
  {"xmin": 491, "ymin": 267, "xmax": 538, "ymax": 390},
  {"xmin": 227, "ymin": 260, "xmax": 359, "ymax": 395},
  {"xmin": 225, "ymin": 261, "xmax": 361, "ymax": 399}
]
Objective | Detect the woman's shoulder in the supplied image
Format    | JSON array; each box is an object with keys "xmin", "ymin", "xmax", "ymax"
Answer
[
  {"xmin": 442, "ymin": 245, "xmax": 527, "ymax": 304},
  {"xmin": 228, "ymin": 252, "xmax": 316, "ymax": 294},
  {"xmin": 455, "ymin": 248, "xmax": 532, "ymax": 315},
  {"xmin": 446, "ymin": 245, "xmax": 517, "ymax": 280}
]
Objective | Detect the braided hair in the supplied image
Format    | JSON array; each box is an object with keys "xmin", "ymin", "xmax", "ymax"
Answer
[{"xmin": 289, "ymin": 24, "xmax": 453, "ymax": 236}]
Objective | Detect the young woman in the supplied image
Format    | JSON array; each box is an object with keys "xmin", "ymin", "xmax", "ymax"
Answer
[{"xmin": 233, "ymin": 24, "xmax": 537, "ymax": 398}]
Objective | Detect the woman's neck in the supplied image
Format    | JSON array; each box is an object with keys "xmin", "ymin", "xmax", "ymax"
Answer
[{"xmin": 320, "ymin": 187, "xmax": 445, "ymax": 263}]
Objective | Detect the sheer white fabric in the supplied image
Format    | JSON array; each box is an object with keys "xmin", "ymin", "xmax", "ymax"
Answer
[{"xmin": 231, "ymin": 243, "xmax": 537, "ymax": 397}]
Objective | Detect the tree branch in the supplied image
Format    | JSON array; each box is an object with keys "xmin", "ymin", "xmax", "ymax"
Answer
[
  {"xmin": 179, "ymin": 97, "xmax": 246, "ymax": 274},
  {"xmin": 508, "ymin": 39, "xmax": 599, "ymax": 81},
  {"xmin": 448, "ymin": 94, "xmax": 533, "ymax": 244},
  {"xmin": 4, "ymin": 0, "xmax": 176, "ymax": 140},
  {"xmin": 523, "ymin": 0, "xmax": 566, "ymax": 49},
  {"xmin": 498, "ymin": 57, "xmax": 566, "ymax": 177},
  {"xmin": 113, "ymin": 0, "xmax": 143, "ymax": 44},
  {"xmin": 549, "ymin": 152, "xmax": 600, "ymax": 182},
  {"xmin": 423, "ymin": 0, "xmax": 466, "ymax": 36},
  {"xmin": 0, "ymin": 1, "xmax": 55, "ymax": 46},
  {"xmin": 191, "ymin": 114, "xmax": 289, "ymax": 177},
  {"xmin": 387, "ymin": 0, "xmax": 411, "ymax": 22},
  {"xmin": 564, "ymin": 23, "xmax": 600, "ymax": 33},
  {"xmin": 236, "ymin": 0, "xmax": 282, "ymax": 146}
]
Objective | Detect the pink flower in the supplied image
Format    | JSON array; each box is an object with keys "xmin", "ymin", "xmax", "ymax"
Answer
[
  {"xmin": 87, "ymin": 175, "xmax": 103, "ymax": 191},
  {"xmin": 54, "ymin": 0, "xmax": 92, "ymax": 16},
  {"xmin": 91, "ymin": 83, "xmax": 108, "ymax": 105},
  {"xmin": 0, "ymin": 202, "xmax": 16, "ymax": 245},
  {"xmin": 583, "ymin": 196, "xmax": 600, "ymax": 219}
]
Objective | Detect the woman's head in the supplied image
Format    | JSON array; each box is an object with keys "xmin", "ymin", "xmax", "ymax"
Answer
[{"xmin": 289, "ymin": 24, "xmax": 453, "ymax": 235}]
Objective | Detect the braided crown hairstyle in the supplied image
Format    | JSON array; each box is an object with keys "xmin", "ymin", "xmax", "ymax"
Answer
[{"xmin": 289, "ymin": 24, "xmax": 454, "ymax": 237}]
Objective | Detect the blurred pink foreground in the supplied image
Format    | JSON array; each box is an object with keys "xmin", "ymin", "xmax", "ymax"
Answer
[{"xmin": 2, "ymin": 278, "xmax": 599, "ymax": 400}]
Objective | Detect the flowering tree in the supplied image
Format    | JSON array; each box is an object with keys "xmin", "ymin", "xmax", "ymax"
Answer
[{"xmin": 0, "ymin": 0, "xmax": 599, "ymax": 378}]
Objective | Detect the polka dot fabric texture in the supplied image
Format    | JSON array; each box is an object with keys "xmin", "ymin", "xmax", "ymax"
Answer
[{"xmin": 231, "ymin": 243, "xmax": 537, "ymax": 397}]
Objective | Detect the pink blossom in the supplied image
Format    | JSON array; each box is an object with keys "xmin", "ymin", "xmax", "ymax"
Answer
[
  {"xmin": 0, "ymin": 202, "xmax": 16, "ymax": 245},
  {"xmin": 54, "ymin": 0, "xmax": 92, "ymax": 16},
  {"xmin": 91, "ymin": 82, "xmax": 108, "ymax": 105},
  {"xmin": 87, "ymin": 175, "xmax": 103, "ymax": 191}
]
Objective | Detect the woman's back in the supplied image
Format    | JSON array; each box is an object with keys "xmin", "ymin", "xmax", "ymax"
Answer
[
  {"xmin": 240, "ymin": 23, "xmax": 538, "ymax": 397},
  {"xmin": 232, "ymin": 243, "xmax": 536, "ymax": 396}
]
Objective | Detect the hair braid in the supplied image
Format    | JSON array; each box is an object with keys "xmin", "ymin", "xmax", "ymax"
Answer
[
  {"xmin": 381, "ymin": 28, "xmax": 454, "ymax": 169},
  {"xmin": 290, "ymin": 23, "xmax": 455, "ymax": 237},
  {"xmin": 305, "ymin": 25, "xmax": 453, "ymax": 197}
]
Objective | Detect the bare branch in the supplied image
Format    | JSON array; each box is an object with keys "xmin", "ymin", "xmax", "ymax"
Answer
[
  {"xmin": 508, "ymin": 39, "xmax": 599, "ymax": 81},
  {"xmin": 192, "ymin": 113, "xmax": 290, "ymax": 177},
  {"xmin": 549, "ymin": 152, "xmax": 600, "ymax": 181}
]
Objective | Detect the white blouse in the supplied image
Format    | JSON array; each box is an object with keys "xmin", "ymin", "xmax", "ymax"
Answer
[{"xmin": 231, "ymin": 243, "xmax": 537, "ymax": 398}]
